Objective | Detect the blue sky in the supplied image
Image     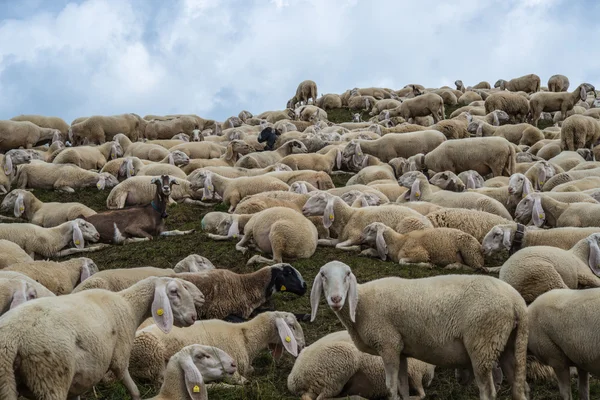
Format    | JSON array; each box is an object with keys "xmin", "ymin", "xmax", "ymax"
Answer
[{"xmin": 0, "ymin": 0, "xmax": 598, "ymax": 123}]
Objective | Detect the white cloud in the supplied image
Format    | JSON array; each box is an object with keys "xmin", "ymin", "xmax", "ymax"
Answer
[{"xmin": 0, "ymin": 0, "xmax": 597, "ymax": 123}]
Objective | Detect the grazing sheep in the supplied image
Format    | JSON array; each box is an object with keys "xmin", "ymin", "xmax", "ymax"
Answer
[
  {"xmin": 3, "ymin": 257, "xmax": 98, "ymax": 295},
  {"xmin": 360, "ymin": 222, "xmax": 484, "ymax": 270},
  {"xmin": 51, "ymin": 141, "xmax": 123, "ymax": 170},
  {"xmin": 547, "ymin": 74, "xmax": 570, "ymax": 92},
  {"xmin": 287, "ymin": 330, "xmax": 436, "ymax": 400},
  {"xmin": 560, "ymin": 114, "xmax": 600, "ymax": 151},
  {"xmin": 0, "ymin": 120, "xmax": 61, "ymax": 150},
  {"xmin": 69, "ymin": 113, "xmax": 146, "ymax": 144},
  {"xmin": 427, "ymin": 208, "xmax": 512, "ymax": 242},
  {"xmin": 407, "ymin": 136, "xmax": 516, "ymax": 177},
  {"xmin": 0, "ymin": 240, "xmax": 34, "ymax": 269},
  {"xmin": 529, "ymin": 83, "xmax": 595, "ymax": 127},
  {"xmin": 15, "ymin": 162, "xmax": 118, "ymax": 193},
  {"xmin": 494, "ymin": 74, "xmax": 541, "ymax": 93},
  {"xmin": 288, "ymin": 80, "xmax": 318, "ymax": 108},
  {"xmin": 0, "ymin": 276, "xmax": 202, "ymax": 400},
  {"xmin": 484, "ymin": 91, "xmax": 530, "ymax": 123},
  {"xmin": 10, "ymin": 114, "xmax": 69, "ymax": 137},
  {"xmin": 310, "ymin": 261, "xmax": 529, "ymax": 400},
  {"xmin": 301, "ymin": 191, "xmax": 433, "ymax": 251},
  {"xmin": 515, "ymin": 193, "xmax": 600, "ymax": 228},
  {"xmin": 0, "ymin": 189, "xmax": 96, "ymax": 228},
  {"xmin": 236, "ymin": 139, "xmax": 308, "ymax": 168}
]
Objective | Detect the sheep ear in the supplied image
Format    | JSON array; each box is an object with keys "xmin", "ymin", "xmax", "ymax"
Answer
[
  {"xmin": 202, "ymin": 174, "xmax": 214, "ymax": 200},
  {"xmin": 224, "ymin": 143, "xmax": 234, "ymax": 161},
  {"xmin": 152, "ymin": 279, "xmax": 174, "ymax": 334},
  {"xmin": 492, "ymin": 111, "xmax": 499, "ymax": 126},
  {"xmin": 522, "ymin": 179, "xmax": 533, "ymax": 198},
  {"xmin": 376, "ymin": 226, "xmax": 388, "ymax": 261},
  {"xmin": 150, "ymin": 177, "xmax": 160, "ymax": 184},
  {"xmin": 96, "ymin": 176, "xmax": 106, "ymax": 190},
  {"xmin": 310, "ymin": 273, "xmax": 323, "ymax": 322},
  {"xmin": 72, "ymin": 221, "xmax": 85, "ymax": 249},
  {"xmin": 14, "ymin": 193, "xmax": 25, "ymax": 218},
  {"xmin": 355, "ymin": 142, "xmax": 363, "ymax": 157},
  {"xmin": 347, "ymin": 273, "xmax": 358, "ymax": 323},
  {"xmin": 336, "ymin": 149, "xmax": 342, "ymax": 170},
  {"xmin": 168, "ymin": 153, "xmax": 175, "ymax": 165},
  {"xmin": 110, "ymin": 144, "xmax": 117, "ymax": 160},
  {"xmin": 275, "ymin": 317, "xmax": 298, "ymax": 357},
  {"xmin": 126, "ymin": 159, "xmax": 134, "ymax": 178},
  {"xmin": 532, "ymin": 197, "xmax": 545, "ymax": 227},
  {"xmin": 588, "ymin": 236, "xmax": 600, "ymax": 277},
  {"xmin": 467, "ymin": 174, "xmax": 476, "ymax": 189},
  {"xmin": 476, "ymin": 123, "xmax": 483, "ymax": 137},
  {"xmin": 170, "ymin": 177, "xmax": 180, "ymax": 186},
  {"xmin": 502, "ymin": 228, "xmax": 512, "ymax": 250},
  {"xmin": 580, "ymin": 85, "xmax": 587, "ymax": 102},
  {"xmin": 537, "ymin": 168, "xmax": 546, "ymax": 190},
  {"xmin": 80, "ymin": 262, "xmax": 91, "ymax": 283},
  {"xmin": 323, "ymin": 196, "xmax": 335, "ymax": 229},
  {"xmin": 360, "ymin": 195, "xmax": 369, "ymax": 208},
  {"xmin": 3, "ymin": 154, "xmax": 12, "ymax": 176},
  {"xmin": 10, "ymin": 281, "xmax": 28, "ymax": 309},
  {"xmin": 180, "ymin": 355, "xmax": 206, "ymax": 400},
  {"xmin": 227, "ymin": 219, "xmax": 239, "ymax": 239},
  {"xmin": 409, "ymin": 179, "xmax": 421, "ymax": 201}
]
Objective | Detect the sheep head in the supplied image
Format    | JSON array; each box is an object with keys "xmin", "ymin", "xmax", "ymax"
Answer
[
  {"xmin": 302, "ymin": 192, "xmax": 335, "ymax": 228},
  {"xmin": 481, "ymin": 225, "xmax": 514, "ymax": 256},
  {"xmin": 458, "ymin": 170, "xmax": 484, "ymax": 189},
  {"xmin": 310, "ymin": 261, "xmax": 358, "ymax": 323},
  {"xmin": 508, "ymin": 173, "xmax": 533, "ymax": 199},
  {"xmin": 430, "ymin": 171, "xmax": 465, "ymax": 192},
  {"xmin": 151, "ymin": 277, "xmax": 202, "ymax": 333},
  {"xmin": 587, "ymin": 233, "xmax": 600, "ymax": 277},
  {"xmin": 514, "ymin": 194, "xmax": 545, "ymax": 227},
  {"xmin": 455, "ymin": 80, "xmax": 464, "ymax": 90},
  {"xmin": 170, "ymin": 151, "xmax": 190, "ymax": 166},
  {"xmin": 268, "ymin": 264, "xmax": 307, "ymax": 296},
  {"xmin": 360, "ymin": 222, "xmax": 389, "ymax": 260},
  {"xmin": 174, "ymin": 254, "xmax": 216, "ymax": 273}
]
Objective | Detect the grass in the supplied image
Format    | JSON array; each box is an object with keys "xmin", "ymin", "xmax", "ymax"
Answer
[{"xmin": 5, "ymin": 107, "xmax": 594, "ymax": 399}]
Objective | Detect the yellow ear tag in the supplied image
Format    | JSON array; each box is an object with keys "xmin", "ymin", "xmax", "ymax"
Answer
[
  {"xmin": 538, "ymin": 213, "xmax": 544, "ymax": 219},
  {"xmin": 19, "ymin": 207, "xmax": 24, "ymax": 212},
  {"xmin": 208, "ymin": 185, "xmax": 214, "ymax": 190},
  {"xmin": 285, "ymin": 336, "xmax": 291, "ymax": 343},
  {"xmin": 415, "ymin": 192, "xmax": 420, "ymax": 197},
  {"xmin": 540, "ymin": 181, "xmax": 544, "ymax": 185},
  {"xmin": 357, "ymin": 152, "xmax": 363, "ymax": 156},
  {"xmin": 157, "ymin": 308, "xmax": 164, "ymax": 316},
  {"xmin": 96, "ymin": 182, "xmax": 102, "ymax": 189},
  {"xmin": 329, "ymin": 214, "xmax": 334, "ymax": 220},
  {"xmin": 74, "ymin": 240, "xmax": 80, "ymax": 245},
  {"xmin": 280, "ymin": 285, "xmax": 286, "ymax": 291},
  {"xmin": 129, "ymin": 169, "xmax": 134, "ymax": 175},
  {"xmin": 193, "ymin": 385, "xmax": 200, "ymax": 393},
  {"xmin": 233, "ymin": 234, "xmax": 238, "ymax": 239}
]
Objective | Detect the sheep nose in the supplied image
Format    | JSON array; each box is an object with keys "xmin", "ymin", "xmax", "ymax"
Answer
[
  {"xmin": 508, "ymin": 188, "xmax": 514, "ymax": 194},
  {"xmin": 330, "ymin": 295, "xmax": 342, "ymax": 304}
]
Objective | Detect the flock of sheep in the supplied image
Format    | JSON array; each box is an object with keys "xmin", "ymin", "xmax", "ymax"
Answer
[{"xmin": 1, "ymin": 72, "xmax": 600, "ymax": 400}]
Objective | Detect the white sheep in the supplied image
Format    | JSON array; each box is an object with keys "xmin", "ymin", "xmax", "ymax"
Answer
[
  {"xmin": 51, "ymin": 141, "xmax": 123, "ymax": 169},
  {"xmin": 15, "ymin": 162, "xmax": 119, "ymax": 193},
  {"xmin": 515, "ymin": 193, "xmax": 600, "ymax": 228},
  {"xmin": 0, "ymin": 149, "xmax": 32, "ymax": 194},
  {"xmin": 560, "ymin": 114, "xmax": 600, "ymax": 151},
  {"xmin": 427, "ymin": 208, "xmax": 512, "ymax": 242},
  {"xmin": 0, "ymin": 239, "xmax": 33, "ymax": 268},
  {"xmin": 310, "ymin": 261, "xmax": 529, "ymax": 400},
  {"xmin": 0, "ymin": 277, "xmax": 42, "ymax": 317},
  {"xmin": 235, "ymin": 139, "xmax": 308, "ymax": 168}
]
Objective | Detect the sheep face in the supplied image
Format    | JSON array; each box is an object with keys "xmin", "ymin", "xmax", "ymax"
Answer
[
  {"xmin": 310, "ymin": 261, "xmax": 358, "ymax": 323},
  {"xmin": 200, "ymin": 211, "xmax": 231, "ymax": 234},
  {"xmin": 288, "ymin": 140, "xmax": 308, "ymax": 154},
  {"xmin": 458, "ymin": 171, "xmax": 484, "ymax": 189},
  {"xmin": 268, "ymin": 312, "xmax": 305, "ymax": 357},
  {"xmin": 98, "ymin": 173, "xmax": 119, "ymax": 190},
  {"xmin": 0, "ymin": 189, "xmax": 25, "ymax": 215},
  {"xmin": 359, "ymin": 222, "xmax": 389, "ymax": 260},
  {"xmin": 494, "ymin": 110, "xmax": 510, "ymax": 125},
  {"xmin": 118, "ymin": 158, "xmax": 137, "ymax": 179},
  {"xmin": 397, "ymin": 171, "xmax": 423, "ymax": 188},
  {"xmin": 177, "ymin": 345, "xmax": 237, "ymax": 384},
  {"xmin": 153, "ymin": 277, "xmax": 202, "ymax": 332},
  {"xmin": 302, "ymin": 192, "xmax": 330, "ymax": 217},
  {"xmin": 507, "ymin": 174, "xmax": 533, "ymax": 198},
  {"xmin": 6, "ymin": 149, "xmax": 32, "ymax": 168},
  {"xmin": 171, "ymin": 133, "xmax": 190, "ymax": 142},
  {"xmin": 174, "ymin": 254, "xmax": 215, "ymax": 273},
  {"xmin": 481, "ymin": 225, "xmax": 512, "ymax": 256},
  {"xmin": 430, "ymin": 171, "xmax": 465, "ymax": 192},
  {"xmin": 514, "ymin": 194, "xmax": 545, "ymax": 227},
  {"xmin": 455, "ymin": 80, "xmax": 464, "ymax": 90},
  {"xmin": 170, "ymin": 150, "xmax": 190, "ymax": 166},
  {"xmin": 74, "ymin": 218, "xmax": 101, "ymax": 243},
  {"xmin": 268, "ymin": 264, "xmax": 307, "ymax": 296},
  {"xmin": 339, "ymin": 190, "xmax": 363, "ymax": 206}
]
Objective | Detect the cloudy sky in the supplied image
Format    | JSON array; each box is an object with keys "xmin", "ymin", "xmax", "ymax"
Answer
[{"xmin": 0, "ymin": 0, "xmax": 597, "ymax": 123}]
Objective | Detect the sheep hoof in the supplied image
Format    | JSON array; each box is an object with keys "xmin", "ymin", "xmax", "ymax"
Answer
[{"xmin": 236, "ymin": 246, "xmax": 248, "ymax": 255}]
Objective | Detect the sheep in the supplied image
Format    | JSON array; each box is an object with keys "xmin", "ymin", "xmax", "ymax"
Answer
[
  {"xmin": 0, "ymin": 276, "xmax": 42, "ymax": 316},
  {"xmin": 310, "ymin": 261, "xmax": 529, "ymax": 400},
  {"xmin": 264, "ymin": 170, "xmax": 335, "ymax": 190},
  {"xmin": 287, "ymin": 330, "xmax": 436, "ymax": 400},
  {"xmin": 115, "ymin": 133, "xmax": 170, "ymax": 161},
  {"xmin": 100, "ymin": 156, "xmax": 146, "ymax": 180},
  {"xmin": 547, "ymin": 149, "xmax": 591, "ymax": 171},
  {"xmin": 0, "ymin": 240, "xmax": 33, "ymax": 269},
  {"xmin": 394, "ymin": 93, "xmax": 445, "ymax": 123},
  {"xmin": 279, "ymin": 147, "xmax": 342, "ymax": 174},
  {"xmin": 348, "ymin": 95, "xmax": 377, "ymax": 112},
  {"xmin": 144, "ymin": 116, "xmax": 201, "ymax": 140},
  {"xmin": 345, "ymin": 164, "xmax": 396, "ymax": 186},
  {"xmin": 360, "ymin": 222, "xmax": 484, "ymax": 270},
  {"xmin": 430, "ymin": 112, "xmax": 471, "ymax": 139},
  {"xmin": 529, "ymin": 83, "xmax": 595, "ymax": 127},
  {"xmin": 3, "ymin": 257, "xmax": 98, "ymax": 295},
  {"xmin": 433, "ymin": 88, "xmax": 459, "ymax": 106},
  {"xmin": 551, "ymin": 105, "xmax": 586, "ymax": 126},
  {"xmin": 1, "ymin": 189, "xmax": 96, "ymax": 228},
  {"xmin": 179, "ymin": 140, "xmax": 254, "ymax": 173},
  {"xmin": 15, "ymin": 162, "xmax": 118, "ymax": 193},
  {"xmin": 469, "ymin": 121, "xmax": 544, "ymax": 146},
  {"xmin": 484, "ymin": 91, "xmax": 530, "ymax": 123},
  {"xmin": 148, "ymin": 344, "xmax": 237, "ymax": 400},
  {"xmin": 398, "ymin": 171, "xmax": 513, "ymax": 219},
  {"xmin": 106, "ymin": 176, "xmax": 205, "ymax": 209},
  {"xmin": 427, "ymin": 208, "xmax": 512, "ymax": 242},
  {"xmin": 547, "ymin": 74, "xmax": 570, "ymax": 92},
  {"xmin": 366, "ymin": 182, "xmax": 408, "ymax": 202},
  {"xmin": 51, "ymin": 141, "xmax": 123, "ymax": 170},
  {"xmin": 429, "ymin": 171, "xmax": 466, "ymax": 192},
  {"xmin": 288, "ymin": 80, "xmax": 318, "ymax": 108},
  {"xmin": 450, "ymin": 105, "xmax": 486, "ymax": 118},
  {"xmin": 236, "ymin": 139, "xmax": 308, "ymax": 168},
  {"xmin": 24, "ymin": 140, "xmax": 64, "ymax": 162},
  {"xmin": 341, "ymin": 131, "xmax": 446, "ymax": 163},
  {"xmin": 542, "ymin": 167, "xmax": 600, "ymax": 190},
  {"xmin": 233, "ymin": 207, "xmax": 318, "ymax": 265},
  {"xmin": 315, "ymin": 93, "xmax": 343, "ymax": 110},
  {"xmin": 189, "ymin": 170, "xmax": 290, "ymax": 212},
  {"xmin": 458, "ymin": 90, "xmax": 483, "ymax": 106},
  {"xmin": 458, "ymin": 170, "xmax": 485, "ymax": 189},
  {"xmin": 0, "ymin": 218, "xmax": 102, "ymax": 258},
  {"xmin": 230, "ymin": 191, "xmax": 310, "ymax": 216},
  {"xmin": 137, "ymin": 162, "xmax": 187, "ymax": 179},
  {"xmin": 0, "ymin": 149, "xmax": 32, "ymax": 194},
  {"xmin": 560, "ymin": 114, "xmax": 600, "ymax": 151},
  {"xmin": 301, "ymin": 191, "xmax": 433, "ymax": 251},
  {"xmin": 406, "ymin": 136, "xmax": 516, "ymax": 177},
  {"xmin": 527, "ymin": 287, "xmax": 600, "ymax": 400},
  {"xmin": 69, "ymin": 113, "xmax": 146, "ymax": 144},
  {"xmin": 0, "ymin": 276, "xmax": 202, "ymax": 400},
  {"xmin": 515, "ymin": 193, "xmax": 600, "ymax": 228},
  {"xmin": 494, "ymin": 233, "xmax": 600, "ymax": 304},
  {"xmin": 132, "ymin": 311, "xmax": 303, "ymax": 385},
  {"xmin": 494, "ymin": 74, "xmax": 541, "ymax": 93},
  {"xmin": 0, "ymin": 120, "xmax": 61, "ymax": 150},
  {"xmin": 551, "ymin": 176, "xmax": 600, "ymax": 192},
  {"xmin": 482, "ymin": 223, "xmax": 600, "ymax": 258},
  {"xmin": 10, "ymin": 114, "xmax": 69, "ymax": 137}
]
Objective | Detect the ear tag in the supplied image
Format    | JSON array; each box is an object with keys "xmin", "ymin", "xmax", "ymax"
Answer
[
  {"xmin": 19, "ymin": 207, "xmax": 24, "ymax": 213},
  {"xmin": 193, "ymin": 385, "xmax": 200, "ymax": 393},
  {"xmin": 129, "ymin": 169, "xmax": 135, "ymax": 175},
  {"xmin": 157, "ymin": 308, "xmax": 164, "ymax": 316},
  {"xmin": 208, "ymin": 185, "xmax": 214, "ymax": 190},
  {"xmin": 74, "ymin": 240, "xmax": 81, "ymax": 245},
  {"xmin": 523, "ymin": 194, "xmax": 527, "ymax": 199},
  {"xmin": 357, "ymin": 151, "xmax": 363, "ymax": 156},
  {"xmin": 329, "ymin": 214, "xmax": 334, "ymax": 220},
  {"xmin": 280, "ymin": 285, "xmax": 286, "ymax": 291},
  {"xmin": 538, "ymin": 213, "xmax": 544, "ymax": 219},
  {"xmin": 415, "ymin": 191, "xmax": 421, "ymax": 198},
  {"xmin": 96, "ymin": 182, "xmax": 102, "ymax": 189},
  {"xmin": 285, "ymin": 336, "xmax": 291, "ymax": 343},
  {"xmin": 233, "ymin": 233, "xmax": 238, "ymax": 238},
  {"xmin": 539, "ymin": 181, "xmax": 544, "ymax": 186}
]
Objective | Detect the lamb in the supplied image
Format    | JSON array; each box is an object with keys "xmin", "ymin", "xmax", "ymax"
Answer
[
  {"xmin": 493, "ymin": 233, "xmax": 600, "ymax": 304},
  {"xmin": 360, "ymin": 222, "xmax": 484, "ymax": 270},
  {"xmin": 529, "ymin": 83, "xmax": 595, "ymax": 127},
  {"xmin": 69, "ymin": 113, "xmax": 146, "ymax": 144},
  {"xmin": 527, "ymin": 287, "xmax": 600, "ymax": 400},
  {"xmin": 147, "ymin": 344, "xmax": 237, "ymax": 400},
  {"xmin": 398, "ymin": 171, "xmax": 513, "ymax": 219},
  {"xmin": 131, "ymin": 311, "xmax": 303, "ymax": 384},
  {"xmin": 427, "ymin": 208, "xmax": 512, "ymax": 242},
  {"xmin": 51, "ymin": 141, "xmax": 123, "ymax": 170},
  {"xmin": 0, "ymin": 218, "xmax": 101, "ymax": 259},
  {"xmin": 287, "ymin": 330, "xmax": 436, "ymax": 400},
  {"xmin": 0, "ymin": 240, "xmax": 33, "ymax": 268},
  {"xmin": 301, "ymin": 191, "xmax": 433, "ymax": 251},
  {"xmin": 406, "ymin": 136, "xmax": 516, "ymax": 177},
  {"xmin": 106, "ymin": 176, "xmax": 205, "ymax": 209},
  {"xmin": 310, "ymin": 261, "xmax": 529, "ymax": 400},
  {"xmin": 560, "ymin": 114, "xmax": 600, "ymax": 151},
  {"xmin": 494, "ymin": 74, "xmax": 541, "ymax": 93},
  {"xmin": 469, "ymin": 121, "xmax": 544, "ymax": 146},
  {"xmin": 341, "ymin": 131, "xmax": 446, "ymax": 163},
  {"xmin": 287, "ymin": 80, "xmax": 318, "ymax": 108},
  {"xmin": 233, "ymin": 207, "xmax": 318, "ymax": 265},
  {"xmin": 482, "ymin": 223, "xmax": 600, "ymax": 258},
  {"xmin": 0, "ymin": 149, "xmax": 32, "ymax": 194},
  {"xmin": 15, "ymin": 162, "xmax": 119, "ymax": 193},
  {"xmin": 0, "ymin": 120, "xmax": 61, "ymax": 150},
  {"xmin": 484, "ymin": 91, "xmax": 530, "ymax": 123},
  {"xmin": 393, "ymin": 93, "xmax": 445, "ymax": 123},
  {"xmin": 0, "ymin": 189, "xmax": 96, "ymax": 228},
  {"xmin": 515, "ymin": 193, "xmax": 600, "ymax": 228},
  {"xmin": 0, "ymin": 276, "xmax": 202, "ymax": 400},
  {"xmin": 235, "ymin": 139, "xmax": 307, "ymax": 168},
  {"xmin": 547, "ymin": 74, "xmax": 570, "ymax": 92},
  {"xmin": 189, "ymin": 170, "xmax": 290, "ymax": 212},
  {"xmin": 10, "ymin": 114, "xmax": 69, "ymax": 137},
  {"xmin": 279, "ymin": 147, "xmax": 342, "ymax": 174},
  {"xmin": 3, "ymin": 257, "xmax": 98, "ymax": 295}
]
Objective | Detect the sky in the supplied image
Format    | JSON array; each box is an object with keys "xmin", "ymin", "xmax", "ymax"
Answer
[{"xmin": 0, "ymin": 0, "xmax": 598, "ymax": 123}]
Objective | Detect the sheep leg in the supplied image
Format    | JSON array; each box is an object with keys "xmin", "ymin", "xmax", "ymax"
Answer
[
  {"xmin": 577, "ymin": 368, "xmax": 589, "ymax": 400},
  {"xmin": 360, "ymin": 248, "xmax": 380, "ymax": 258},
  {"xmin": 553, "ymin": 366, "xmax": 573, "ymax": 400},
  {"xmin": 235, "ymin": 235, "xmax": 251, "ymax": 254},
  {"xmin": 444, "ymin": 263, "xmax": 476, "ymax": 271},
  {"xmin": 318, "ymin": 238, "xmax": 339, "ymax": 247},
  {"xmin": 247, "ymin": 255, "xmax": 276, "ymax": 265},
  {"xmin": 159, "ymin": 229, "xmax": 195, "ymax": 236},
  {"xmin": 471, "ymin": 363, "xmax": 496, "ymax": 400},
  {"xmin": 181, "ymin": 198, "xmax": 214, "ymax": 207},
  {"xmin": 123, "ymin": 238, "xmax": 150, "ymax": 244},
  {"xmin": 0, "ymin": 186, "xmax": 6, "ymax": 195},
  {"xmin": 121, "ymin": 369, "xmax": 141, "ymax": 400},
  {"xmin": 483, "ymin": 266, "xmax": 502, "ymax": 273},
  {"xmin": 207, "ymin": 233, "xmax": 233, "ymax": 241},
  {"xmin": 55, "ymin": 244, "xmax": 110, "ymax": 257},
  {"xmin": 397, "ymin": 355, "xmax": 410, "ymax": 399},
  {"xmin": 330, "ymin": 170, "xmax": 354, "ymax": 175},
  {"xmin": 335, "ymin": 238, "xmax": 361, "ymax": 252},
  {"xmin": 0, "ymin": 215, "xmax": 17, "ymax": 221},
  {"xmin": 56, "ymin": 186, "xmax": 75, "ymax": 193},
  {"xmin": 381, "ymin": 348, "xmax": 401, "ymax": 400}
]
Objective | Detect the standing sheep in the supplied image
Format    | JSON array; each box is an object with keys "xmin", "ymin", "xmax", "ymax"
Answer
[
  {"xmin": 529, "ymin": 83, "xmax": 595, "ymax": 127},
  {"xmin": 69, "ymin": 113, "xmax": 147, "ymax": 145},
  {"xmin": 396, "ymin": 93, "xmax": 445, "ymax": 123},
  {"xmin": 287, "ymin": 80, "xmax": 318, "ymax": 108},
  {"xmin": 547, "ymin": 74, "xmax": 570, "ymax": 92},
  {"xmin": 494, "ymin": 74, "xmax": 541, "ymax": 93},
  {"xmin": 560, "ymin": 114, "xmax": 600, "ymax": 151},
  {"xmin": 10, "ymin": 114, "xmax": 69, "ymax": 138},
  {"xmin": 0, "ymin": 120, "xmax": 61, "ymax": 150},
  {"xmin": 484, "ymin": 92, "xmax": 530, "ymax": 123}
]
